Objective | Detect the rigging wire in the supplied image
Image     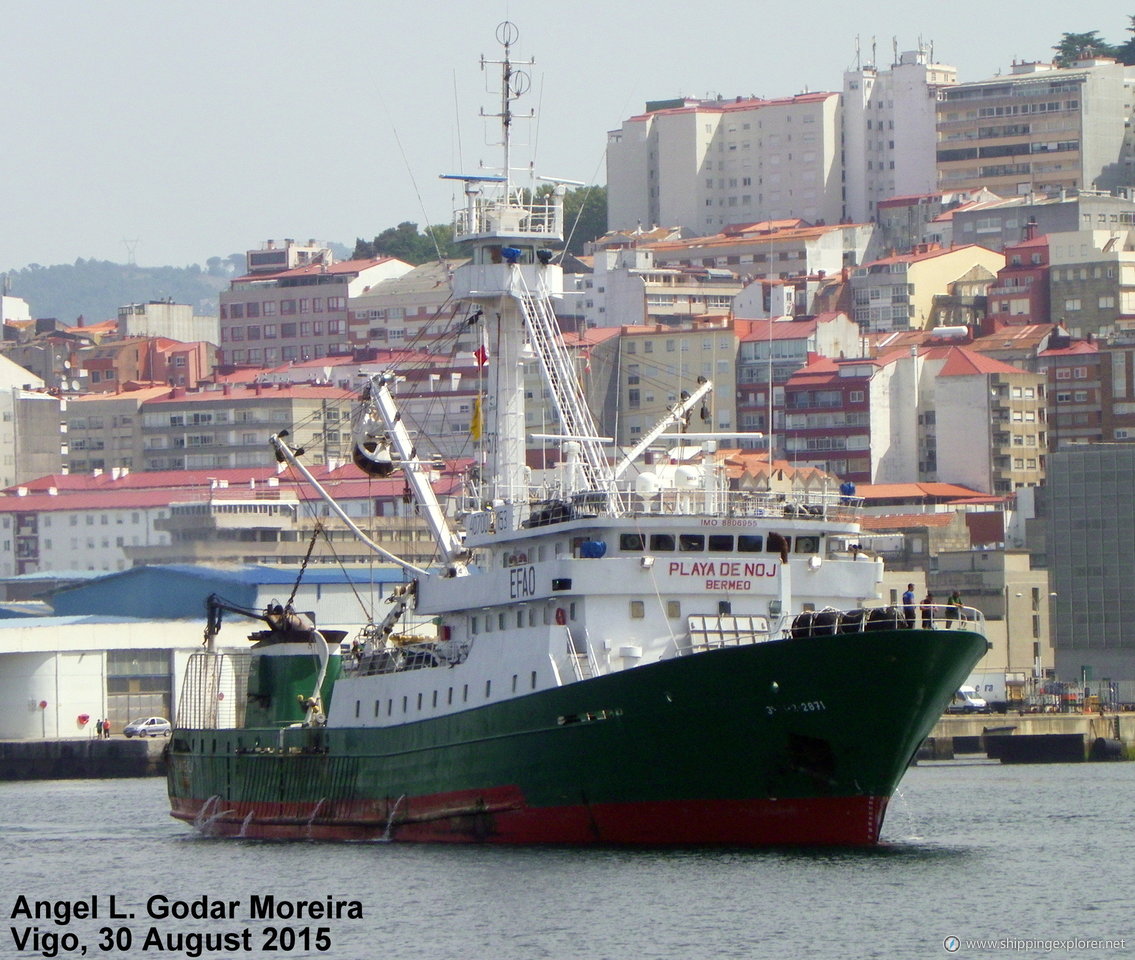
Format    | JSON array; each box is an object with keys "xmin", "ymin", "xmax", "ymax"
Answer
[{"xmin": 377, "ymin": 98, "xmax": 446, "ymax": 264}]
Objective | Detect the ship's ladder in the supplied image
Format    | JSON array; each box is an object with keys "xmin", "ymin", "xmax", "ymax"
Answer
[{"xmin": 510, "ymin": 267, "xmax": 622, "ymax": 513}]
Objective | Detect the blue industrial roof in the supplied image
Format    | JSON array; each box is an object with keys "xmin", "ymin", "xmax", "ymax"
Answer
[{"xmin": 47, "ymin": 564, "xmax": 414, "ymax": 619}]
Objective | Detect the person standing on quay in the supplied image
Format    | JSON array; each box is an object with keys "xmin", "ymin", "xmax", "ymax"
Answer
[
  {"xmin": 902, "ymin": 583, "xmax": 916, "ymax": 628},
  {"xmin": 93, "ymin": 718, "xmax": 101, "ymax": 740},
  {"xmin": 103, "ymin": 718, "xmax": 110, "ymax": 739}
]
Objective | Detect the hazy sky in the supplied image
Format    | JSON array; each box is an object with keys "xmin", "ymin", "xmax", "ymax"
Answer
[{"xmin": 0, "ymin": 1, "xmax": 1127, "ymax": 271}]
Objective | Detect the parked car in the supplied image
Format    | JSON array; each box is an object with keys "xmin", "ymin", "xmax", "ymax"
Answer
[{"xmin": 123, "ymin": 716, "xmax": 171, "ymax": 738}]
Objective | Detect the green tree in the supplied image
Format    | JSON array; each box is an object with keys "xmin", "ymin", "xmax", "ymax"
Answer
[
  {"xmin": 561, "ymin": 185, "xmax": 608, "ymax": 256},
  {"xmin": 1116, "ymin": 16, "xmax": 1135, "ymax": 65},
  {"xmin": 1052, "ymin": 30, "xmax": 1117, "ymax": 66},
  {"xmin": 353, "ymin": 222, "xmax": 456, "ymax": 264}
]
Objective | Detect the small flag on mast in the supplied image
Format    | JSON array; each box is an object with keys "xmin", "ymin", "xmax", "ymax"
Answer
[{"xmin": 470, "ymin": 396, "xmax": 482, "ymax": 439}]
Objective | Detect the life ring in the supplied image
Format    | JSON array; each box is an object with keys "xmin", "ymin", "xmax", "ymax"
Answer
[{"xmin": 555, "ymin": 608, "xmax": 567, "ymax": 626}]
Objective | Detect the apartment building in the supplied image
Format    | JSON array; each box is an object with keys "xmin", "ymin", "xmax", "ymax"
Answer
[
  {"xmin": 851, "ymin": 244, "xmax": 1005, "ymax": 332},
  {"xmin": 608, "ymin": 45, "xmax": 956, "ymax": 237},
  {"xmin": 350, "ymin": 259, "xmax": 471, "ymax": 351},
  {"xmin": 927, "ymin": 348, "xmax": 1046, "ymax": 494},
  {"xmin": 782, "ymin": 353, "xmax": 914, "ymax": 483},
  {"xmin": 843, "ymin": 47, "xmax": 957, "ymax": 222},
  {"xmin": 63, "ymin": 387, "xmax": 169, "ymax": 475},
  {"xmin": 116, "ymin": 300, "xmax": 219, "ymax": 346},
  {"xmin": 583, "ymin": 246, "xmax": 743, "ymax": 329},
  {"xmin": 0, "ymin": 466, "xmax": 457, "ymax": 577},
  {"xmin": 950, "ymin": 191, "xmax": 1135, "ymax": 253},
  {"xmin": 1036, "ymin": 339, "xmax": 1104, "ymax": 449},
  {"xmin": 649, "ymin": 219, "xmax": 879, "ymax": 282},
  {"xmin": 985, "ymin": 233, "xmax": 1051, "ymax": 327},
  {"xmin": 0, "ymin": 354, "xmax": 61, "ymax": 489},
  {"xmin": 783, "ymin": 344, "xmax": 1045, "ymax": 491},
  {"xmin": 219, "ymin": 242, "xmax": 412, "ymax": 365},
  {"xmin": 936, "ymin": 58, "xmax": 1135, "ymax": 197},
  {"xmin": 734, "ymin": 313, "xmax": 863, "ymax": 444},
  {"xmin": 138, "ymin": 383, "xmax": 356, "ymax": 471},
  {"xmin": 875, "ymin": 188, "xmax": 1000, "ymax": 254},
  {"xmin": 607, "ymin": 92, "xmax": 843, "ymax": 236},
  {"xmin": 614, "ymin": 319, "xmax": 739, "ymax": 445},
  {"xmin": 77, "ymin": 337, "xmax": 218, "ymax": 392},
  {"xmin": 1046, "ymin": 228, "xmax": 1135, "ymax": 339}
]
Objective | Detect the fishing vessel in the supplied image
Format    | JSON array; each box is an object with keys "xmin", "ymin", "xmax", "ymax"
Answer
[{"xmin": 167, "ymin": 23, "xmax": 987, "ymax": 845}]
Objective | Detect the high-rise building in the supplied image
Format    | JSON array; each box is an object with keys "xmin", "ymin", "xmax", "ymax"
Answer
[
  {"xmin": 936, "ymin": 58, "xmax": 1135, "ymax": 198},
  {"xmin": 607, "ymin": 93, "xmax": 843, "ymax": 236},
  {"xmin": 607, "ymin": 46, "xmax": 955, "ymax": 238},
  {"xmin": 843, "ymin": 47, "xmax": 957, "ymax": 222}
]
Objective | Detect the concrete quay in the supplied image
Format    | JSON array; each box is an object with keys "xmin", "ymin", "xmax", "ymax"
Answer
[
  {"xmin": 924, "ymin": 712, "xmax": 1134, "ymax": 762},
  {"xmin": 0, "ymin": 736, "xmax": 167, "ymax": 780}
]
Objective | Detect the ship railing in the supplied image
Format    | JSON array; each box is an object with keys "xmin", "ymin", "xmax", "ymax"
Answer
[
  {"xmin": 677, "ymin": 605, "xmax": 987, "ymax": 653},
  {"xmin": 779, "ymin": 604, "xmax": 987, "ymax": 639},
  {"xmin": 553, "ymin": 484, "xmax": 863, "ymax": 522},
  {"xmin": 452, "ymin": 194, "xmax": 562, "ymax": 242},
  {"xmin": 176, "ymin": 651, "xmax": 252, "ymax": 730},
  {"xmin": 346, "ymin": 637, "xmax": 469, "ymax": 676},
  {"xmin": 684, "ymin": 614, "xmax": 774, "ymax": 654}
]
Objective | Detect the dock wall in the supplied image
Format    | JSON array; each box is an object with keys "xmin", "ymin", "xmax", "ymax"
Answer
[
  {"xmin": 924, "ymin": 712, "xmax": 1134, "ymax": 762},
  {"xmin": 0, "ymin": 737, "xmax": 166, "ymax": 780}
]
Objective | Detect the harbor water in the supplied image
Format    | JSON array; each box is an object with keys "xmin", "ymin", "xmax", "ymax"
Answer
[{"xmin": 2, "ymin": 763, "xmax": 1131, "ymax": 960}]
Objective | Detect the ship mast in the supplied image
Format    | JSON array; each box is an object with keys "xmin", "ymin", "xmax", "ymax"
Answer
[{"xmin": 444, "ymin": 21, "xmax": 612, "ymax": 531}]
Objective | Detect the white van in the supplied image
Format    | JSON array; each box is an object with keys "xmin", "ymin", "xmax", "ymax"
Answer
[{"xmin": 947, "ymin": 685, "xmax": 989, "ymax": 714}]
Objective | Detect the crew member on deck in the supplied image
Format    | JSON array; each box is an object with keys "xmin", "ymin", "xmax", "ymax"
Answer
[{"xmin": 902, "ymin": 583, "xmax": 916, "ymax": 628}]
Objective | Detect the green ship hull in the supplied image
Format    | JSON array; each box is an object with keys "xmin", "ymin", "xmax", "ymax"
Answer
[{"xmin": 168, "ymin": 626, "xmax": 986, "ymax": 845}]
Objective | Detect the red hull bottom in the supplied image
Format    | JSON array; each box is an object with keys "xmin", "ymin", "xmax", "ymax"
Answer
[{"xmin": 170, "ymin": 787, "xmax": 890, "ymax": 846}]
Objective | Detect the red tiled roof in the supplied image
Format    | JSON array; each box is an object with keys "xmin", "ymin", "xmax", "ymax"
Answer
[
  {"xmin": 969, "ymin": 324, "xmax": 1057, "ymax": 351},
  {"xmin": 561, "ymin": 327, "xmax": 621, "ymax": 347},
  {"xmin": 736, "ymin": 317, "xmax": 819, "ymax": 342},
  {"xmin": 234, "ymin": 257, "xmax": 402, "ymax": 283},
  {"xmin": 144, "ymin": 384, "xmax": 356, "ymax": 404},
  {"xmin": 860, "ymin": 513, "xmax": 957, "ymax": 530},
  {"xmin": 864, "ymin": 243, "xmax": 999, "ymax": 268},
  {"xmin": 627, "ymin": 92, "xmax": 837, "ymax": 122},
  {"xmin": 936, "ymin": 346, "xmax": 1025, "ymax": 376},
  {"xmin": 1, "ymin": 463, "xmax": 469, "ymax": 512},
  {"xmin": 1003, "ymin": 234, "xmax": 1049, "ymax": 253},
  {"xmin": 648, "ymin": 220, "xmax": 865, "ymax": 253},
  {"xmin": 1038, "ymin": 341, "xmax": 1098, "ymax": 357},
  {"xmin": 856, "ymin": 481, "xmax": 989, "ymax": 500}
]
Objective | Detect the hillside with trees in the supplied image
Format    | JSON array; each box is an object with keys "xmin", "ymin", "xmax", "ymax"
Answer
[{"xmin": 5, "ymin": 259, "xmax": 233, "ymax": 326}]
